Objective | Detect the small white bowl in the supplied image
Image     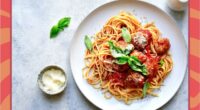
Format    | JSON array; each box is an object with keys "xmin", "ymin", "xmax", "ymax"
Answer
[{"xmin": 37, "ymin": 65, "xmax": 67, "ymax": 95}]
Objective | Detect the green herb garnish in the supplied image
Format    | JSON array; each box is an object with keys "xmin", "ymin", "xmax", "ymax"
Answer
[
  {"xmin": 84, "ymin": 35, "xmax": 93, "ymax": 51},
  {"xmin": 141, "ymin": 66, "xmax": 147, "ymax": 75},
  {"xmin": 115, "ymin": 57, "xmax": 129, "ymax": 65},
  {"xmin": 108, "ymin": 41, "xmax": 147, "ymax": 75},
  {"xmin": 58, "ymin": 17, "xmax": 71, "ymax": 28},
  {"xmin": 108, "ymin": 41, "xmax": 126, "ymax": 58},
  {"xmin": 121, "ymin": 27, "xmax": 131, "ymax": 43},
  {"xmin": 108, "ymin": 41, "xmax": 123, "ymax": 54},
  {"xmin": 128, "ymin": 59, "xmax": 142, "ymax": 72},
  {"xmin": 108, "ymin": 41, "xmax": 133, "ymax": 58},
  {"xmin": 159, "ymin": 59, "xmax": 165, "ymax": 67},
  {"xmin": 142, "ymin": 82, "xmax": 150, "ymax": 97},
  {"xmin": 129, "ymin": 56, "xmax": 142, "ymax": 66},
  {"xmin": 127, "ymin": 57, "xmax": 147, "ymax": 75},
  {"xmin": 50, "ymin": 25, "xmax": 60, "ymax": 38},
  {"xmin": 50, "ymin": 17, "xmax": 71, "ymax": 38}
]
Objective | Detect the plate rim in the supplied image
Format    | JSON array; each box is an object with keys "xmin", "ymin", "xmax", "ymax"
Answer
[{"xmin": 69, "ymin": 0, "xmax": 188, "ymax": 109}]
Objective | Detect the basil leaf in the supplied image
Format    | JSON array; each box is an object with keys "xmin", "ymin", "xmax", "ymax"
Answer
[
  {"xmin": 108, "ymin": 41, "xmax": 134, "ymax": 57},
  {"xmin": 130, "ymin": 56, "xmax": 140, "ymax": 62},
  {"xmin": 130, "ymin": 65, "xmax": 143, "ymax": 72},
  {"xmin": 84, "ymin": 35, "xmax": 93, "ymax": 51},
  {"xmin": 142, "ymin": 66, "xmax": 147, "ymax": 75},
  {"xmin": 129, "ymin": 56, "xmax": 142, "ymax": 66},
  {"xmin": 123, "ymin": 49, "xmax": 131, "ymax": 55},
  {"xmin": 108, "ymin": 41, "xmax": 115, "ymax": 50},
  {"xmin": 108, "ymin": 41, "xmax": 147, "ymax": 75},
  {"xmin": 108, "ymin": 41, "xmax": 123, "ymax": 53},
  {"xmin": 58, "ymin": 17, "xmax": 71, "ymax": 28},
  {"xmin": 115, "ymin": 57, "xmax": 128, "ymax": 65},
  {"xmin": 128, "ymin": 56, "xmax": 147, "ymax": 75},
  {"xmin": 159, "ymin": 59, "xmax": 164, "ymax": 67},
  {"xmin": 108, "ymin": 41, "xmax": 125, "ymax": 58},
  {"xmin": 128, "ymin": 59, "xmax": 143, "ymax": 73},
  {"xmin": 110, "ymin": 49, "xmax": 127, "ymax": 58},
  {"xmin": 50, "ymin": 25, "xmax": 60, "ymax": 38},
  {"xmin": 50, "ymin": 17, "xmax": 71, "ymax": 39},
  {"xmin": 122, "ymin": 27, "xmax": 131, "ymax": 43},
  {"xmin": 143, "ymin": 82, "xmax": 150, "ymax": 97}
]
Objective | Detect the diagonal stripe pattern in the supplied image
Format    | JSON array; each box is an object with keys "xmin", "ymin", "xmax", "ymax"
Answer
[
  {"xmin": 190, "ymin": 6, "xmax": 200, "ymax": 110},
  {"xmin": 0, "ymin": 0, "xmax": 11, "ymax": 110}
]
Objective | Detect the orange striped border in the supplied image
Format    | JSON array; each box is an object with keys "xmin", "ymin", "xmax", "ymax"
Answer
[
  {"xmin": 0, "ymin": 0, "xmax": 199, "ymax": 110},
  {"xmin": 0, "ymin": 0, "xmax": 11, "ymax": 110},
  {"xmin": 190, "ymin": 0, "xmax": 200, "ymax": 110}
]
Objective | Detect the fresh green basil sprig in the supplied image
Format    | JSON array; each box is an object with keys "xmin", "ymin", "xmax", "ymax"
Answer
[
  {"xmin": 142, "ymin": 82, "xmax": 150, "ymax": 97},
  {"xmin": 84, "ymin": 35, "xmax": 93, "ymax": 51},
  {"xmin": 128, "ymin": 56, "xmax": 147, "ymax": 75},
  {"xmin": 108, "ymin": 41, "xmax": 147, "ymax": 75},
  {"xmin": 50, "ymin": 17, "xmax": 71, "ymax": 38},
  {"xmin": 159, "ymin": 59, "xmax": 165, "ymax": 67},
  {"xmin": 121, "ymin": 27, "xmax": 131, "ymax": 43}
]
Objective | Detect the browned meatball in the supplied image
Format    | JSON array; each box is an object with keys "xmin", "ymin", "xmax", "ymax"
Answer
[
  {"xmin": 144, "ymin": 57, "xmax": 160, "ymax": 80},
  {"xmin": 112, "ymin": 63, "xmax": 129, "ymax": 72},
  {"xmin": 138, "ymin": 29, "xmax": 152, "ymax": 43},
  {"xmin": 125, "ymin": 71, "xmax": 145, "ymax": 87},
  {"xmin": 154, "ymin": 38, "xmax": 170, "ymax": 55},
  {"xmin": 132, "ymin": 32, "xmax": 147, "ymax": 50},
  {"xmin": 132, "ymin": 30, "xmax": 152, "ymax": 50}
]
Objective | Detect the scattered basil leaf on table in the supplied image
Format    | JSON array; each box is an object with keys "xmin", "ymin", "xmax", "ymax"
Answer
[
  {"xmin": 50, "ymin": 17, "xmax": 71, "ymax": 39},
  {"xmin": 84, "ymin": 35, "xmax": 93, "ymax": 51},
  {"xmin": 142, "ymin": 82, "xmax": 150, "ymax": 97},
  {"xmin": 58, "ymin": 17, "xmax": 71, "ymax": 28},
  {"xmin": 50, "ymin": 25, "xmax": 60, "ymax": 38},
  {"xmin": 121, "ymin": 27, "xmax": 131, "ymax": 43}
]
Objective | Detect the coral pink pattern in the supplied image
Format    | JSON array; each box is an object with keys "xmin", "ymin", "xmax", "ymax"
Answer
[
  {"xmin": 0, "ymin": 0, "xmax": 199, "ymax": 110},
  {"xmin": 0, "ymin": 0, "xmax": 11, "ymax": 110},
  {"xmin": 190, "ymin": 0, "xmax": 200, "ymax": 110}
]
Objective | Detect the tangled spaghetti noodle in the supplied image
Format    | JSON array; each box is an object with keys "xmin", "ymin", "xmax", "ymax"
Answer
[{"xmin": 82, "ymin": 12, "xmax": 173, "ymax": 104}]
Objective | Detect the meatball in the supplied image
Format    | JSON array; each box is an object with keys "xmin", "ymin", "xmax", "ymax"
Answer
[
  {"xmin": 108, "ymin": 72, "xmax": 127, "ymax": 82},
  {"xmin": 125, "ymin": 71, "xmax": 145, "ymax": 87},
  {"xmin": 130, "ymin": 50, "xmax": 147, "ymax": 63},
  {"xmin": 132, "ymin": 30, "xmax": 152, "ymax": 50},
  {"xmin": 144, "ymin": 57, "xmax": 160, "ymax": 80},
  {"xmin": 154, "ymin": 38, "xmax": 170, "ymax": 55},
  {"xmin": 132, "ymin": 32, "xmax": 147, "ymax": 50},
  {"xmin": 138, "ymin": 29, "xmax": 152, "ymax": 43},
  {"xmin": 112, "ymin": 63, "xmax": 129, "ymax": 72}
]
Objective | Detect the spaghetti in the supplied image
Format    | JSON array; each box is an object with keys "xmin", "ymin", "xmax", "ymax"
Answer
[{"xmin": 83, "ymin": 12, "xmax": 173, "ymax": 104}]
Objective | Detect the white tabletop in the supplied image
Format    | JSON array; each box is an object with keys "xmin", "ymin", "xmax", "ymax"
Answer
[{"xmin": 12, "ymin": 0, "xmax": 188, "ymax": 110}]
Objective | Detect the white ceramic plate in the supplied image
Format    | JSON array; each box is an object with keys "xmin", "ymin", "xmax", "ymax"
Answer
[{"xmin": 70, "ymin": 1, "xmax": 187, "ymax": 110}]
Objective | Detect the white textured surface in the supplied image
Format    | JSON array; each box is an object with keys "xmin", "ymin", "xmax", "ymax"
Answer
[{"xmin": 12, "ymin": 0, "xmax": 188, "ymax": 110}]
